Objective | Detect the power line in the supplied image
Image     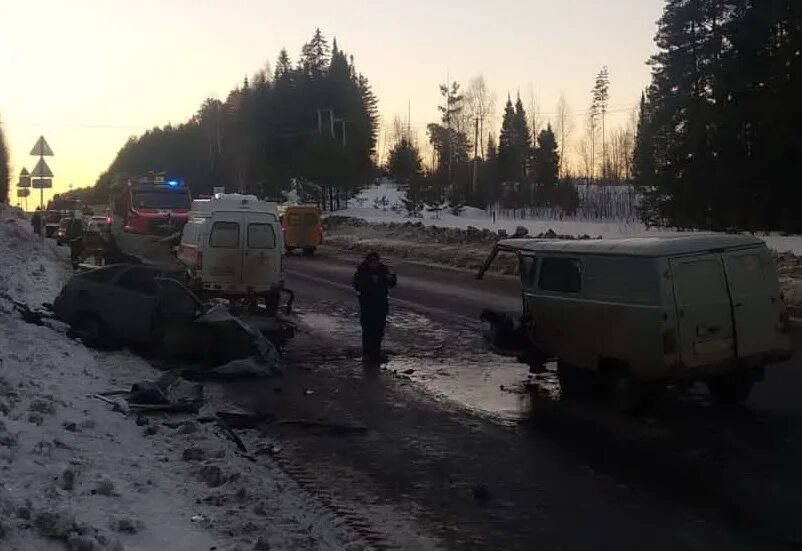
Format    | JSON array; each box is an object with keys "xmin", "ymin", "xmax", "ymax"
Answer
[{"xmin": 0, "ymin": 120, "xmax": 148, "ymax": 131}]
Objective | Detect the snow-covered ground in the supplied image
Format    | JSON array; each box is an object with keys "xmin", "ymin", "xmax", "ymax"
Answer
[
  {"xmin": 341, "ymin": 181, "xmax": 802, "ymax": 256},
  {"xmin": 0, "ymin": 205, "xmax": 410, "ymax": 550}
]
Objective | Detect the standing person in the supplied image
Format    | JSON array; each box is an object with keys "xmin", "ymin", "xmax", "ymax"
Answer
[
  {"xmin": 66, "ymin": 216, "xmax": 85, "ymax": 268},
  {"xmin": 31, "ymin": 209, "xmax": 42, "ymax": 235},
  {"xmin": 353, "ymin": 252, "xmax": 397, "ymax": 362}
]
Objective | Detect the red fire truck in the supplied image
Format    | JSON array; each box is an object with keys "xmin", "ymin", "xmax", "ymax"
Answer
[
  {"xmin": 109, "ymin": 172, "xmax": 192, "ymax": 235},
  {"xmin": 44, "ymin": 196, "xmax": 83, "ymax": 237}
]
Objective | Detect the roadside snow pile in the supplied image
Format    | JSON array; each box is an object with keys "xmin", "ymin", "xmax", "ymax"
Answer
[
  {"xmin": 325, "ymin": 216, "xmax": 598, "ymax": 275},
  {"xmin": 0, "ymin": 207, "xmax": 67, "ymax": 306},
  {"xmin": 343, "ymin": 181, "xmax": 802, "ymax": 256},
  {"xmin": 0, "ymin": 205, "xmax": 386, "ymax": 550}
]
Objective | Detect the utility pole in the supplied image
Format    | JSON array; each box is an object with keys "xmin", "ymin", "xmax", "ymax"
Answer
[{"xmin": 472, "ymin": 117, "xmax": 479, "ymax": 195}]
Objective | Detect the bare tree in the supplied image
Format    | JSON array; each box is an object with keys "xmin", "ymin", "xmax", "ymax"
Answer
[
  {"xmin": 576, "ymin": 135, "xmax": 594, "ymax": 183},
  {"xmin": 391, "ymin": 115, "xmax": 409, "ymax": 148},
  {"xmin": 465, "ymin": 75, "xmax": 497, "ymax": 158},
  {"xmin": 526, "ymin": 85, "xmax": 541, "ymax": 141},
  {"xmin": 555, "ymin": 92, "xmax": 573, "ymax": 178}
]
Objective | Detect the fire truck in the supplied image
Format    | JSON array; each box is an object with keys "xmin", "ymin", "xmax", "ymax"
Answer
[
  {"xmin": 109, "ymin": 172, "xmax": 192, "ymax": 235},
  {"xmin": 44, "ymin": 196, "xmax": 83, "ymax": 237}
]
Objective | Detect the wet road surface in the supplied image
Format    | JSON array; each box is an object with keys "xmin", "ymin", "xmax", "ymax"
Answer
[
  {"xmin": 116, "ymin": 238, "xmax": 802, "ymax": 549},
  {"xmin": 221, "ymin": 251, "xmax": 802, "ymax": 549}
]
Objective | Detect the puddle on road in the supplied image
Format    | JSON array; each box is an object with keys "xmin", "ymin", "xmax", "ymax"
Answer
[
  {"xmin": 386, "ymin": 356, "xmax": 560, "ymax": 423},
  {"xmin": 295, "ymin": 301, "xmax": 562, "ymax": 423},
  {"xmin": 297, "ymin": 311, "xmax": 361, "ymax": 339}
]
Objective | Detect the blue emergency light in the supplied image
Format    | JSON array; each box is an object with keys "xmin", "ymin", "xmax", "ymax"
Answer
[{"xmin": 166, "ymin": 180, "xmax": 180, "ymax": 187}]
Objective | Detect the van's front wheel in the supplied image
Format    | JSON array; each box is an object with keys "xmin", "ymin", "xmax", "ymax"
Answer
[{"xmin": 706, "ymin": 372, "xmax": 754, "ymax": 406}]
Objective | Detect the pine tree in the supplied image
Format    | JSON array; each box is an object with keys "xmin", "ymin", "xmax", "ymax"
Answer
[
  {"xmin": 497, "ymin": 96, "xmax": 517, "ymax": 184},
  {"xmin": 301, "ymin": 28, "xmax": 330, "ymax": 78},
  {"xmin": 592, "ymin": 66, "xmax": 610, "ymax": 180},
  {"xmin": 0, "ymin": 116, "xmax": 8, "ymax": 204},
  {"xmin": 632, "ymin": 92, "xmax": 659, "ymax": 225},
  {"xmin": 274, "ymin": 48, "xmax": 292, "ymax": 80},
  {"xmin": 388, "ymin": 138, "xmax": 427, "ymax": 217},
  {"xmin": 512, "ymin": 94, "xmax": 532, "ymax": 182},
  {"xmin": 533, "ymin": 124, "xmax": 559, "ymax": 196},
  {"xmin": 434, "ymin": 81, "xmax": 465, "ymax": 184}
]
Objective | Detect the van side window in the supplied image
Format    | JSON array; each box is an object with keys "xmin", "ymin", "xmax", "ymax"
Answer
[
  {"xmin": 539, "ymin": 258, "xmax": 581, "ymax": 293},
  {"xmin": 209, "ymin": 222, "xmax": 239, "ymax": 248},
  {"xmin": 583, "ymin": 257, "xmax": 659, "ymax": 304},
  {"xmin": 519, "ymin": 256, "xmax": 538, "ymax": 289},
  {"xmin": 248, "ymin": 224, "xmax": 276, "ymax": 249}
]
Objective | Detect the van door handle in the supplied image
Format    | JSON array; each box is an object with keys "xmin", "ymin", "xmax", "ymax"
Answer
[{"xmin": 734, "ymin": 302, "xmax": 744, "ymax": 307}]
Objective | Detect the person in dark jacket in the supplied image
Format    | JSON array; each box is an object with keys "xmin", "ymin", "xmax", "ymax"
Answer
[
  {"xmin": 353, "ymin": 251, "xmax": 397, "ymax": 362},
  {"xmin": 66, "ymin": 217, "xmax": 85, "ymax": 267},
  {"xmin": 31, "ymin": 209, "xmax": 43, "ymax": 235}
]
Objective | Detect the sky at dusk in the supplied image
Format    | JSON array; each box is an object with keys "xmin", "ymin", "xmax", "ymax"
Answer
[{"xmin": 0, "ymin": 0, "xmax": 664, "ymax": 205}]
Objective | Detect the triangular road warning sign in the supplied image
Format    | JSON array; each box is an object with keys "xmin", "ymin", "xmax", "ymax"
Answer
[
  {"xmin": 20, "ymin": 167, "xmax": 29, "ymax": 176},
  {"xmin": 30, "ymin": 136, "xmax": 54, "ymax": 156},
  {"xmin": 31, "ymin": 158, "xmax": 53, "ymax": 178}
]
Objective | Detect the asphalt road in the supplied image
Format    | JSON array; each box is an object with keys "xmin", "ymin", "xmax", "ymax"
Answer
[{"xmin": 115, "ymin": 236, "xmax": 802, "ymax": 549}]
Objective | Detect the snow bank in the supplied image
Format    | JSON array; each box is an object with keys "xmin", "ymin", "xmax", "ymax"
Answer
[{"xmin": 342, "ymin": 182, "xmax": 802, "ymax": 256}]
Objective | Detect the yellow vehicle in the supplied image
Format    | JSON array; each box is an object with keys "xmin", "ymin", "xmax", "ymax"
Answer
[{"xmin": 278, "ymin": 205, "xmax": 323, "ymax": 255}]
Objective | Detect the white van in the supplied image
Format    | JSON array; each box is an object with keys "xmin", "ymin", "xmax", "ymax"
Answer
[
  {"xmin": 479, "ymin": 234, "xmax": 791, "ymax": 408},
  {"xmin": 177, "ymin": 194, "xmax": 285, "ymax": 305}
]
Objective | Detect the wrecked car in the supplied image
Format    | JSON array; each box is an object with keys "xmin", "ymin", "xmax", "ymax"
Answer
[
  {"xmin": 478, "ymin": 234, "xmax": 792, "ymax": 410},
  {"xmin": 53, "ymin": 264, "xmax": 198, "ymax": 349},
  {"xmin": 52, "ymin": 265, "xmax": 283, "ymax": 376}
]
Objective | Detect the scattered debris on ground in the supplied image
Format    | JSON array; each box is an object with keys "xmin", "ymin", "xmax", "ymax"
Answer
[{"xmin": 0, "ymin": 204, "xmax": 432, "ymax": 550}]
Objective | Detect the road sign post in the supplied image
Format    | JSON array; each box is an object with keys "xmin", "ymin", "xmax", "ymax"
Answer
[{"xmin": 29, "ymin": 136, "xmax": 54, "ymax": 209}]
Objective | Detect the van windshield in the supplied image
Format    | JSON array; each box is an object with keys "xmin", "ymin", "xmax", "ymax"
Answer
[
  {"xmin": 133, "ymin": 190, "xmax": 191, "ymax": 210},
  {"xmin": 248, "ymin": 223, "xmax": 276, "ymax": 249}
]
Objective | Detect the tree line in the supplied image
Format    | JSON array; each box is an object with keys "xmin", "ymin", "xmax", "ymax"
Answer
[
  {"xmin": 0, "ymin": 118, "xmax": 8, "ymax": 204},
  {"xmin": 81, "ymin": 29, "xmax": 379, "ymax": 208},
  {"xmin": 634, "ymin": 1, "xmax": 802, "ymax": 231},
  {"xmin": 387, "ymin": 81, "xmax": 607, "ymax": 218}
]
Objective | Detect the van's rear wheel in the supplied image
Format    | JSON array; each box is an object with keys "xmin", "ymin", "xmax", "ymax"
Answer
[
  {"xmin": 706, "ymin": 372, "xmax": 754, "ymax": 406},
  {"xmin": 605, "ymin": 367, "xmax": 646, "ymax": 414},
  {"xmin": 302, "ymin": 247, "xmax": 316, "ymax": 256}
]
